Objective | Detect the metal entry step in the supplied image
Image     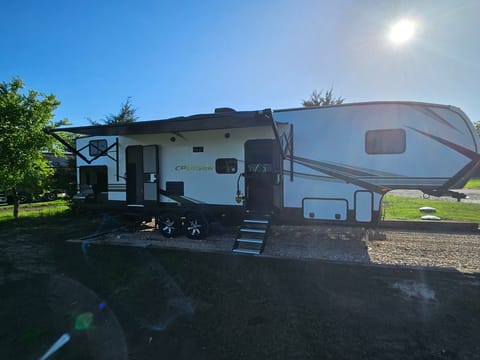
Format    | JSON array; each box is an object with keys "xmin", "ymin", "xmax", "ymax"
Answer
[{"xmin": 232, "ymin": 214, "xmax": 271, "ymax": 255}]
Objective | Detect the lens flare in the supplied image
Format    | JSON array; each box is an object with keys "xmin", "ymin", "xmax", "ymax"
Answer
[
  {"xmin": 75, "ymin": 312, "xmax": 94, "ymax": 330},
  {"xmin": 389, "ymin": 19, "xmax": 415, "ymax": 45},
  {"xmin": 39, "ymin": 333, "xmax": 71, "ymax": 360}
]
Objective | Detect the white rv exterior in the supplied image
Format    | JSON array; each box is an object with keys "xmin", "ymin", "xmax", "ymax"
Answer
[
  {"xmin": 75, "ymin": 125, "xmax": 279, "ymax": 206},
  {"xmin": 50, "ymin": 102, "xmax": 480, "ymax": 238},
  {"xmin": 275, "ymin": 102, "xmax": 480, "ymax": 223}
]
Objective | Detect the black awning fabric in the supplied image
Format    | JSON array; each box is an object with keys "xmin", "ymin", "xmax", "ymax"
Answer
[{"xmin": 48, "ymin": 109, "xmax": 274, "ymax": 136}]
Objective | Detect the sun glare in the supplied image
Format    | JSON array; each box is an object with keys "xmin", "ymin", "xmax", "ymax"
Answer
[{"xmin": 389, "ymin": 19, "xmax": 415, "ymax": 45}]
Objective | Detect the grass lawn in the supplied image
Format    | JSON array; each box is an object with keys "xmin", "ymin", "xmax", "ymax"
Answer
[
  {"xmin": 0, "ymin": 200, "xmax": 70, "ymax": 222},
  {"xmin": 0, "ymin": 195, "xmax": 479, "ymax": 230},
  {"xmin": 0, "ymin": 200, "xmax": 111, "ymax": 244},
  {"xmin": 382, "ymin": 195, "xmax": 480, "ymax": 222},
  {"xmin": 464, "ymin": 178, "xmax": 480, "ymax": 189}
]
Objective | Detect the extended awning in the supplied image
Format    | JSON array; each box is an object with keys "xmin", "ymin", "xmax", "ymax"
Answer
[
  {"xmin": 46, "ymin": 108, "xmax": 291, "ymax": 177},
  {"xmin": 47, "ymin": 109, "xmax": 275, "ymax": 136}
]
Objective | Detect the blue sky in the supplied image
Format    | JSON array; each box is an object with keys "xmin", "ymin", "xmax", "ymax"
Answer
[{"xmin": 1, "ymin": 0, "xmax": 479, "ymax": 126}]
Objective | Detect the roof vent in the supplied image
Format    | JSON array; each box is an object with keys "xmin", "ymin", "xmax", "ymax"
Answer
[{"xmin": 214, "ymin": 107, "xmax": 236, "ymax": 113}]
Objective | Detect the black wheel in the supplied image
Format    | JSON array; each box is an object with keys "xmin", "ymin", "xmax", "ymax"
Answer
[
  {"xmin": 45, "ymin": 192, "xmax": 57, "ymax": 201},
  {"xmin": 157, "ymin": 213, "xmax": 180, "ymax": 238},
  {"xmin": 18, "ymin": 194, "xmax": 29, "ymax": 203},
  {"xmin": 184, "ymin": 213, "xmax": 208, "ymax": 239}
]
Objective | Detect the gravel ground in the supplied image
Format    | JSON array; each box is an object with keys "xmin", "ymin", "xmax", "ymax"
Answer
[
  {"xmin": 389, "ymin": 188, "xmax": 480, "ymax": 203},
  {"xmin": 366, "ymin": 229, "xmax": 480, "ymax": 273},
  {"xmin": 74, "ymin": 223, "xmax": 480, "ymax": 274}
]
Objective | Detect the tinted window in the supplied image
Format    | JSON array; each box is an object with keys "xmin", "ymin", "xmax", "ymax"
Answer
[
  {"xmin": 166, "ymin": 181, "xmax": 184, "ymax": 196},
  {"xmin": 365, "ymin": 129, "xmax": 406, "ymax": 154},
  {"xmin": 216, "ymin": 158, "xmax": 238, "ymax": 174},
  {"xmin": 89, "ymin": 140, "xmax": 108, "ymax": 156}
]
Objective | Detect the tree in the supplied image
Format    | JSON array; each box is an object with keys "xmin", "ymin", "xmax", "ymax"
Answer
[
  {"xmin": 302, "ymin": 88, "xmax": 345, "ymax": 107},
  {"xmin": 0, "ymin": 77, "xmax": 67, "ymax": 218},
  {"xmin": 473, "ymin": 120, "xmax": 480, "ymax": 136},
  {"xmin": 89, "ymin": 97, "xmax": 138, "ymax": 125}
]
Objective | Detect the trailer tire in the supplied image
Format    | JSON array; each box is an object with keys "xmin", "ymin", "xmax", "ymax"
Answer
[
  {"xmin": 45, "ymin": 192, "xmax": 57, "ymax": 201},
  {"xmin": 157, "ymin": 213, "xmax": 180, "ymax": 238},
  {"xmin": 185, "ymin": 213, "xmax": 208, "ymax": 239}
]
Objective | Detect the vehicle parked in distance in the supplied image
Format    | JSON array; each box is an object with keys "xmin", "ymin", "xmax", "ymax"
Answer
[{"xmin": 0, "ymin": 190, "xmax": 61, "ymax": 205}]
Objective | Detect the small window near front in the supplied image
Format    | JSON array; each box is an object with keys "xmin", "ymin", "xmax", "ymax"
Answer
[
  {"xmin": 365, "ymin": 129, "xmax": 406, "ymax": 154},
  {"xmin": 89, "ymin": 140, "xmax": 108, "ymax": 156},
  {"xmin": 216, "ymin": 158, "xmax": 238, "ymax": 174},
  {"xmin": 166, "ymin": 181, "xmax": 184, "ymax": 196}
]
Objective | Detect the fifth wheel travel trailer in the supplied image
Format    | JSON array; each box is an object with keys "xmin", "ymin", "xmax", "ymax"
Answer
[{"xmin": 49, "ymin": 101, "xmax": 480, "ymax": 254}]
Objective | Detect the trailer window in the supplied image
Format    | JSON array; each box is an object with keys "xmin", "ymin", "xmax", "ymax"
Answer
[
  {"xmin": 216, "ymin": 158, "xmax": 238, "ymax": 174},
  {"xmin": 89, "ymin": 140, "xmax": 108, "ymax": 156},
  {"xmin": 365, "ymin": 129, "xmax": 405, "ymax": 154},
  {"xmin": 166, "ymin": 181, "xmax": 184, "ymax": 196}
]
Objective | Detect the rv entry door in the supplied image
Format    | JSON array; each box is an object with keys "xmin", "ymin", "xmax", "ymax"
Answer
[
  {"xmin": 244, "ymin": 139, "xmax": 282, "ymax": 214},
  {"xmin": 126, "ymin": 145, "xmax": 159, "ymax": 205}
]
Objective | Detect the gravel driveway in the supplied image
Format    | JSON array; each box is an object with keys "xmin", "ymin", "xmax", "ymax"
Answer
[
  {"xmin": 389, "ymin": 188, "xmax": 480, "ymax": 203},
  {"xmin": 76, "ymin": 223, "xmax": 480, "ymax": 274}
]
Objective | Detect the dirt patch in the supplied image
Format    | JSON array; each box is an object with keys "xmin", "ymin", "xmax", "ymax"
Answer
[
  {"xmin": 1, "ymin": 216, "xmax": 480, "ymax": 359},
  {"xmin": 2, "ymin": 248, "xmax": 479, "ymax": 360}
]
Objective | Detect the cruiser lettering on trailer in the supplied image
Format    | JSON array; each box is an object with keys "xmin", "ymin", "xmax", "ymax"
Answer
[{"xmin": 175, "ymin": 165, "xmax": 214, "ymax": 171}]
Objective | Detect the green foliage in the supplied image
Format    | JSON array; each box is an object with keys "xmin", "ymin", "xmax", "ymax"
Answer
[
  {"xmin": 0, "ymin": 77, "xmax": 67, "ymax": 217},
  {"xmin": 302, "ymin": 88, "xmax": 344, "ymax": 107},
  {"xmin": 473, "ymin": 121, "xmax": 480, "ymax": 136},
  {"xmin": 89, "ymin": 97, "xmax": 138, "ymax": 125}
]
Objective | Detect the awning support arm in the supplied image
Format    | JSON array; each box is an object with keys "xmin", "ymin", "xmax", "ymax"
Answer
[{"xmin": 46, "ymin": 131, "xmax": 119, "ymax": 175}]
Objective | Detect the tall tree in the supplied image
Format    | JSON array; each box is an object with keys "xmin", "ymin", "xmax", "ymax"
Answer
[
  {"xmin": 302, "ymin": 88, "xmax": 345, "ymax": 107},
  {"xmin": 473, "ymin": 120, "xmax": 480, "ymax": 136},
  {"xmin": 0, "ymin": 77, "xmax": 67, "ymax": 218},
  {"xmin": 89, "ymin": 97, "xmax": 138, "ymax": 125}
]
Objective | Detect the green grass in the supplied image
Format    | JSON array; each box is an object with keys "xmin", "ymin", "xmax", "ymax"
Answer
[
  {"xmin": 0, "ymin": 200, "xmax": 105, "ymax": 242},
  {"xmin": 0, "ymin": 200, "xmax": 70, "ymax": 221},
  {"xmin": 464, "ymin": 178, "xmax": 480, "ymax": 189},
  {"xmin": 382, "ymin": 195, "xmax": 480, "ymax": 222},
  {"xmin": 1, "ymin": 195, "xmax": 478, "ymax": 228}
]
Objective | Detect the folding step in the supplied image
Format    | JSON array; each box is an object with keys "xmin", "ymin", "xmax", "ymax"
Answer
[
  {"xmin": 240, "ymin": 228, "xmax": 267, "ymax": 234},
  {"xmin": 232, "ymin": 248, "xmax": 261, "ymax": 255},
  {"xmin": 244, "ymin": 219, "xmax": 269, "ymax": 225},
  {"xmin": 232, "ymin": 213, "xmax": 271, "ymax": 255},
  {"xmin": 236, "ymin": 238, "xmax": 263, "ymax": 244}
]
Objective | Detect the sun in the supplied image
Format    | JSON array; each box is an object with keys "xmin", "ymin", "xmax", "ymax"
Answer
[{"xmin": 389, "ymin": 19, "xmax": 416, "ymax": 45}]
